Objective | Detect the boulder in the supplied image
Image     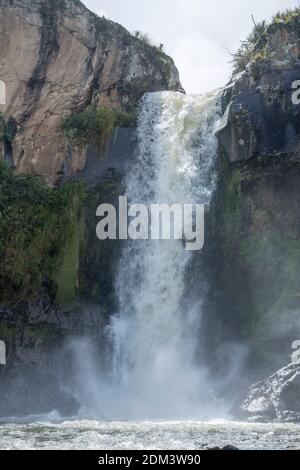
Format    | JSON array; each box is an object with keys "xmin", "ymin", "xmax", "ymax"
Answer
[{"xmin": 240, "ymin": 362, "xmax": 300, "ymax": 423}]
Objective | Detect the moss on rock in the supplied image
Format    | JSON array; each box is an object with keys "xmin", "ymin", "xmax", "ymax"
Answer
[
  {"xmin": 0, "ymin": 163, "xmax": 85, "ymax": 305},
  {"xmin": 210, "ymin": 150, "xmax": 300, "ymax": 369},
  {"xmin": 62, "ymin": 106, "xmax": 136, "ymax": 150},
  {"xmin": 78, "ymin": 180, "xmax": 123, "ymax": 310}
]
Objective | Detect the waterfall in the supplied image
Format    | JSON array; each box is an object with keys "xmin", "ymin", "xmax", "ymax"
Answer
[{"xmin": 102, "ymin": 90, "xmax": 223, "ymax": 419}]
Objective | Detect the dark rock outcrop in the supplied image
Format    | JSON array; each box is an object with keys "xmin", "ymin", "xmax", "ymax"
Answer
[
  {"xmin": 204, "ymin": 13, "xmax": 300, "ymax": 388},
  {"xmin": 208, "ymin": 445, "xmax": 239, "ymax": 450},
  {"xmin": 0, "ymin": 298, "xmax": 107, "ymax": 417},
  {"xmin": 217, "ymin": 20, "xmax": 300, "ymax": 162},
  {"xmin": 240, "ymin": 362, "xmax": 300, "ymax": 423}
]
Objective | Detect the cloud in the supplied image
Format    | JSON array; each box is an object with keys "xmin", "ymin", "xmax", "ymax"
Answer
[
  {"xmin": 82, "ymin": 0, "xmax": 300, "ymax": 94},
  {"xmin": 174, "ymin": 32, "xmax": 232, "ymax": 95}
]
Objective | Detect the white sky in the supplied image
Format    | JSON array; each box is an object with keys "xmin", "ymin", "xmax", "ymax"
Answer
[{"xmin": 82, "ymin": 0, "xmax": 300, "ymax": 94}]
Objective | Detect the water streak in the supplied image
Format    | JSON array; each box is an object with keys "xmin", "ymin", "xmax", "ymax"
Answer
[{"xmin": 104, "ymin": 90, "xmax": 222, "ymax": 419}]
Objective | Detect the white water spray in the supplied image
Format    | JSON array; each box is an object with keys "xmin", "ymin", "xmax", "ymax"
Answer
[{"xmin": 102, "ymin": 90, "xmax": 223, "ymax": 419}]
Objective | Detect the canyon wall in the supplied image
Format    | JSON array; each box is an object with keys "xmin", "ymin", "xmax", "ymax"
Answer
[
  {"xmin": 2, "ymin": 2, "xmax": 300, "ymax": 419},
  {"xmin": 0, "ymin": 0, "xmax": 182, "ymax": 183},
  {"xmin": 206, "ymin": 15, "xmax": 300, "ymax": 384},
  {"xmin": 0, "ymin": 0, "xmax": 183, "ymax": 416}
]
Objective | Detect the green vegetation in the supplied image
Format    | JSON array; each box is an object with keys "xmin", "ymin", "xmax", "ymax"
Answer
[
  {"xmin": 133, "ymin": 30, "xmax": 153, "ymax": 46},
  {"xmin": 0, "ymin": 113, "xmax": 13, "ymax": 143},
  {"xmin": 79, "ymin": 180, "xmax": 122, "ymax": 308},
  {"xmin": 92, "ymin": 10, "xmax": 114, "ymax": 38},
  {"xmin": 54, "ymin": 200, "xmax": 84, "ymax": 305},
  {"xmin": 214, "ymin": 153, "xmax": 300, "ymax": 353},
  {"xmin": 137, "ymin": 40, "xmax": 174, "ymax": 89},
  {"xmin": 0, "ymin": 163, "xmax": 85, "ymax": 304},
  {"xmin": 62, "ymin": 106, "xmax": 136, "ymax": 150},
  {"xmin": 215, "ymin": 161, "xmax": 253, "ymax": 335},
  {"xmin": 24, "ymin": 324, "xmax": 63, "ymax": 346},
  {"xmin": 232, "ymin": 7, "xmax": 300, "ymax": 74},
  {"xmin": 0, "ymin": 321, "xmax": 64, "ymax": 347},
  {"xmin": 272, "ymin": 7, "xmax": 300, "ymax": 24},
  {"xmin": 133, "ymin": 30, "xmax": 164, "ymax": 52},
  {"xmin": 215, "ymin": 154, "xmax": 243, "ymax": 265},
  {"xmin": 240, "ymin": 233, "xmax": 300, "ymax": 313},
  {"xmin": 232, "ymin": 20, "xmax": 268, "ymax": 74},
  {"xmin": 40, "ymin": 0, "xmax": 66, "ymax": 23},
  {"xmin": 238, "ymin": 231, "xmax": 300, "ymax": 369},
  {"xmin": 0, "ymin": 321, "xmax": 17, "ymax": 341}
]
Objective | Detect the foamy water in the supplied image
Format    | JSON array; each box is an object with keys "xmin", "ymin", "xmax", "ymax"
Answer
[
  {"xmin": 99, "ymin": 90, "xmax": 223, "ymax": 419},
  {"xmin": 0, "ymin": 418, "xmax": 299, "ymax": 450}
]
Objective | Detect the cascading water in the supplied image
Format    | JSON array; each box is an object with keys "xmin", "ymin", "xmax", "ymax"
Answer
[{"xmin": 101, "ymin": 90, "xmax": 224, "ymax": 419}]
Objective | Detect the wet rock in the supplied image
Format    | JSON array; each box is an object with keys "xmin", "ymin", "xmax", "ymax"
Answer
[
  {"xmin": 216, "ymin": 20, "xmax": 300, "ymax": 163},
  {"xmin": 240, "ymin": 363, "xmax": 300, "ymax": 423},
  {"xmin": 0, "ymin": 299, "xmax": 106, "ymax": 417},
  {"xmin": 0, "ymin": 367, "xmax": 80, "ymax": 418},
  {"xmin": 208, "ymin": 445, "xmax": 239, "ymax": 450}
]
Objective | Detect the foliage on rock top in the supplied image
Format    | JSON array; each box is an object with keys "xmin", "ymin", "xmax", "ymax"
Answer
[
  {"xmin": 231, "ymin": 20, "xmax": 269, "ymax": 74},
  {"xmin": 232, "ymin": 7, "xmax": 300, "ymax": 74},
  {"xmin": 272, "ymin": 7, "xmax": 300, "ymax": 24},
  {"xmin": 61, "ymin": 106, "xmax": 136, "ymax": 150}
]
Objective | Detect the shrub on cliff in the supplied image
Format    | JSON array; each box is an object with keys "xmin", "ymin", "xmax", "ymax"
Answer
[
  {"xmin": 0, "ymin": 163, "xmax": 85, "ymax": 304},
  {"xmin": 133, "ymin": 30, "xmax": 153, "ymax": 46},
  {"xmin": 61, "ymin": 106, "xmax": 136, "ymax": 150},
  {"xmin": 0, "ymin": 113, "xmax": 13, "ymax": 142},
  {"xmin": 232, "ymin": 20, "xmax": 268, "ymax": 74},
  {"xmin": 232, "ymin": 7, "xmax": 300, "ymax": 74},
  {"xmin": 272, "ymin": 7, "xmax": 300, "ymax": 24}
]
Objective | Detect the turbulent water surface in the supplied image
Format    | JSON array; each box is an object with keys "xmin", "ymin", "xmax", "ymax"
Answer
[{"xmin": 0, "ymin": 418, "xmax": 299, "ymax": 450}]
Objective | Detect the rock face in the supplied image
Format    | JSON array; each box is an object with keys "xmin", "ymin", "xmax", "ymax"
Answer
[
  {"xmin": 203, "ymin": 14, "xmax": 300, "ymax": 396},
  {"xmin": 217, "ymin": 20, "xmax": 300, "ymax": 162},
  {"xmin": 0, "ymin": 0, "xmax": 183, "ymax": 416},
  {"xmin": 240, "ymin": 362, "xmax": 300, "ymax": 423},
  {"xmin": 3, "ymin": 4, "xmax": 300, "ymax": 420},
  {"xmin": 0, "ymin": 0, "xmax": 182, "ymax": 183},
  {"xmin": 0, "ymin": 299, "xmax": 106, "ymax": 417},
  {"xmin": 0, "ymin": 174, "xmax": 123, "ymax": 417}
]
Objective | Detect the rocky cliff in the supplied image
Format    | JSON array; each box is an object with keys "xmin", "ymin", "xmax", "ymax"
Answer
[
  {"xmin": 0, "ymin": 0, "xmax": 182, "ymax": 183},
  {"xmin": 217, "ymin": 16, "xmax": 300, "ymax": 162},
  {"xmin": 202, "ymin": 11, "xmax": 300, "ymax": 417},
  {"xmin": 0, "ymin": 0, "xmax": 183, "ymax": 416},
  {"xmin": 2, "ymin": 3, "xmax": 300, "ymax": 421}
]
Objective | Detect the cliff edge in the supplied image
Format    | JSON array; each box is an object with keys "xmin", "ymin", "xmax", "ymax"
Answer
[{"xmin": 0, "ymin": 0, "xmax": 182, "ymax": 183}]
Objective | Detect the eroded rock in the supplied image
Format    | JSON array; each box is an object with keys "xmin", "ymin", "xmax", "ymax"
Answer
[
  {"xmin": 240, "ymin": 362, "xmax": 300, "ymax": 423},
  {"xmin": 216, "ymin": 20, "xmax": 300, "ymax": 162},
  {"xmin": 0, "ymin": 0, "xmax": 182, "ymax": 183}
]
